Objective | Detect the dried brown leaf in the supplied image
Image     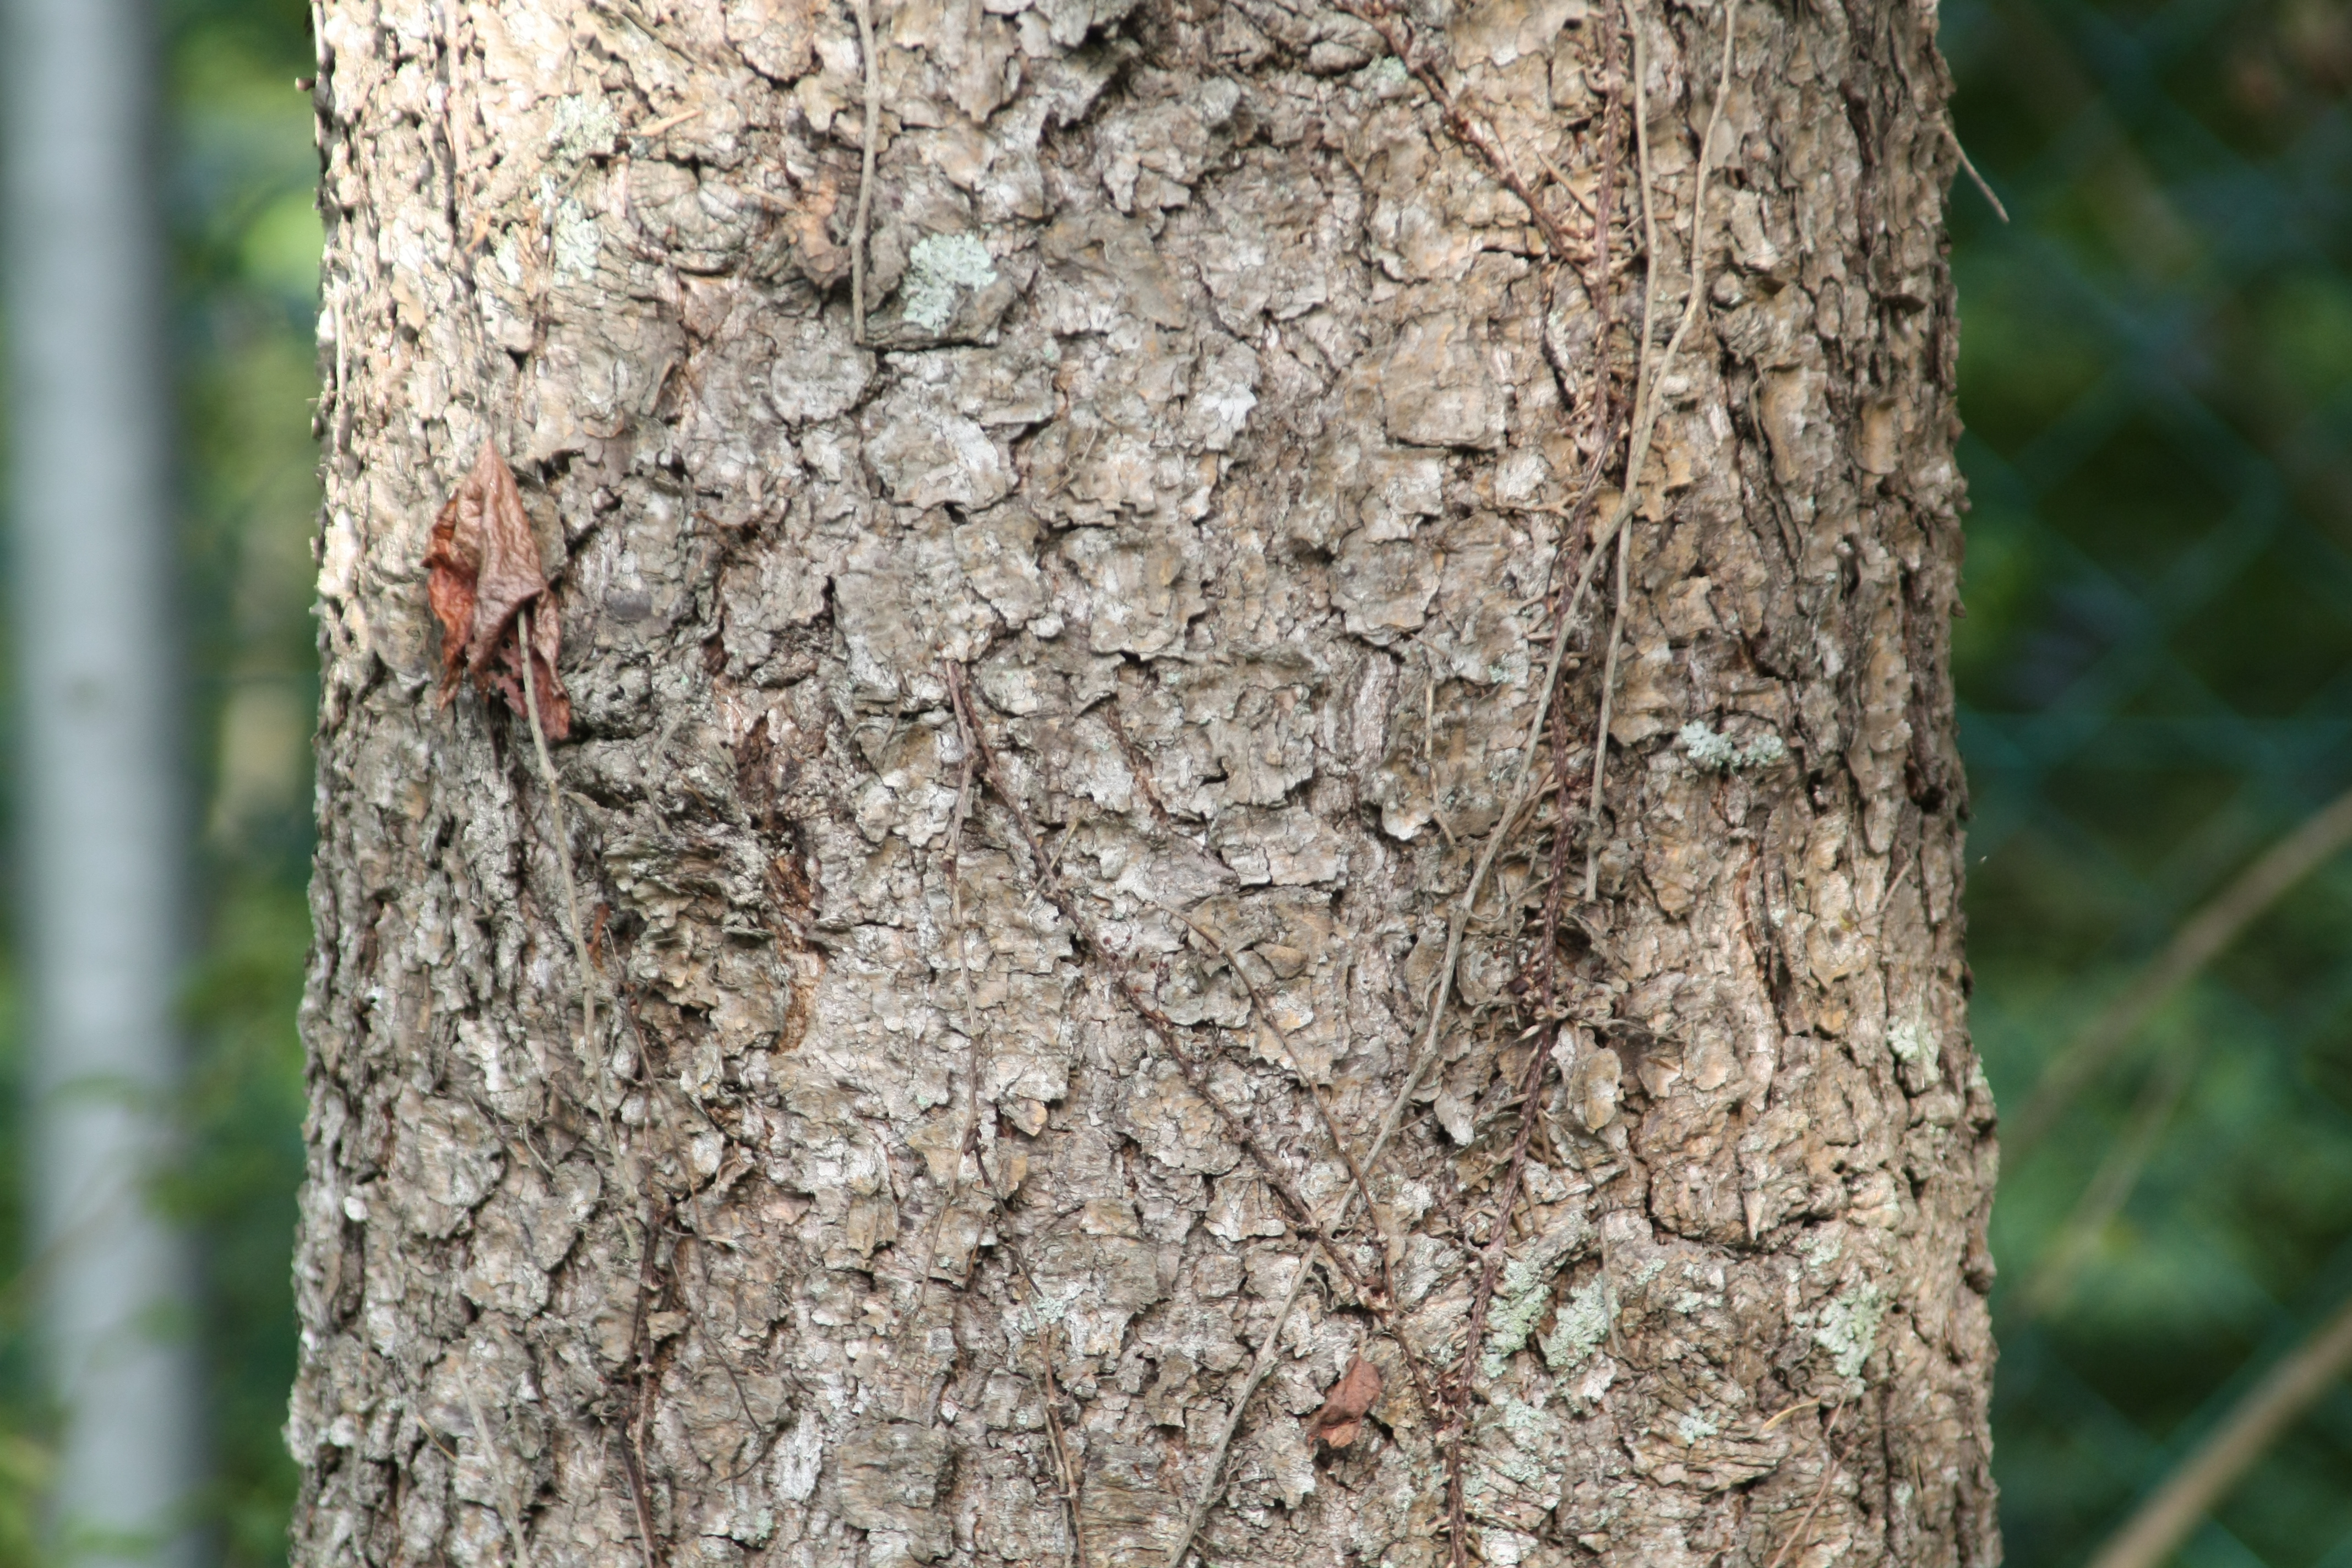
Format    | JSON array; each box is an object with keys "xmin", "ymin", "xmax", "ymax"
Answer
[
  {"xmin": 424, "ymin": 441, "xmax": 571, "ymax": 738},
  {"xmin": 1308, "ymin": 1354, "xmax": 1382, "ymax": 1449}
]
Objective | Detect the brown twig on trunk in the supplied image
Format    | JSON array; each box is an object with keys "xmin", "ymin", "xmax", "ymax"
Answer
[
  {"xmin": 1582, "ymin": 527, "xmax": 1631, "ymax": 900},
  {"xmin": 944, "ymin": 665, "xmax": 1430, "ymax": 1568},
  {"xmin": 1531, "ymin": 0, "xmax": 1623, "ymax": 1005},
  {"xmin": 913, "ymin": 710, "xmax": 1092, "ymax": 1567},
  {"xmin": 1444, "ymin": 1027, "xmax": 1557, "ymax": 1568},
  {"xmin": 1164, "ymin": 1244, "xmax": 1323, "ymax": 1568},
  {"xmin": 612, "ymin": 1194, "xmax": 670, "ymax": 1568},
  {"xmin": 518, "ymin": 605, "xmax": 624, "ymax": 1177},
  {"xmin": 1762, "ymin": 1405, "xmax": 1846, "ymax": 1568},
  {"xmin": 1028, "ymin": 1304, "xmax": 1092, "ymax": 1568},
  {"xmin": 850, "ymin": 0, "xmax": 881, "ymax": 341},
  {"xmin": 645, "ymin": 1081, "xmax": 781, "ymax": 1474},
  {"xmin": 1558, "ymin": 0, "xmax": 1742, "ymax": 649},
  {"xmin": 986, "ymin": 1232, "xmax": 1095, "ymax": 1568},
  {"xmin": 941, "ymin": 664, "xmax": 1382, "ymax": 1302},
  {"xmin": 1162, "ymin": 903, "xmax": 1437, "ymax": 1422},
  {"xmin": 1332, "ymin": 0, "xmax": 1579, "ymax": 261},
  {"xmin": 1163, "ymin": 907, "xmax": 1390, "ymax": 1257}
]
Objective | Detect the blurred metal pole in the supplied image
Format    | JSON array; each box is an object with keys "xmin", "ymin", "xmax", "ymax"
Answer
[{"xmin": 1, "ymin": 1, "xmax": 202, "ymax": 1566}]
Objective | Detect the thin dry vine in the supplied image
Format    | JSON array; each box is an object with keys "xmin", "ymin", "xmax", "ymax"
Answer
[
  {"xmin": 1305, "ymin": 2, "xmax": 1746, "ymax": 1561},
  {"xmin": 848, "ymin": 0, "xmax": 881, "ymax": 341},
  {"xmin": 941, "ymin": 667, "xmax": 1390, "ymax": 1306}
]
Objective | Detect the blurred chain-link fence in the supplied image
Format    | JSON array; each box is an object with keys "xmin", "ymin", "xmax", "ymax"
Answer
[{"xmin": 1946, "ymin": 0, "xmax": 2352, "ymax": 1562}]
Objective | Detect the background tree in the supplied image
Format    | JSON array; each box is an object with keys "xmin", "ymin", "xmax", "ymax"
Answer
[
  {"xmin": 2, "ymin": 1, "xmax": 203, "ymax": 1564},
  {"xmin": 291, "ymin": 3, "xmax": 1995, "ymax": 1568}
]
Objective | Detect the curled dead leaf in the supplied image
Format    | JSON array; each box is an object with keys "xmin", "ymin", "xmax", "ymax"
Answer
[
  {"xmin": 1307, "ymin": 1354, "xmax": 1382, "ymax": 1449},
  {"xmin": 424, "ymin": 441, "xmax": 571, "ymax": 738}
]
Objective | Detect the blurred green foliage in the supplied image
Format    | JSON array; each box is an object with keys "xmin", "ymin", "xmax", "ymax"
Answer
[
  {"xmin": 167, "ymin": 3, "xmax": 320, "ymax": 1565},
  {"xmin": 0, "ymin": 0, "xmax": 2346, "ymax": 1566},
  {"xmin": 0, "ymin": 0, "xmax": 319, "ymax": 1563},
  {"xmin": 1948, "ymin": 0, "xmax": 2352, "ymax": 1564}
]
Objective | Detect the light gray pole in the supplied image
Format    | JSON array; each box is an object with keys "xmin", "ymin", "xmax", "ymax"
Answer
[{"xmin": 1, "ymin": 2, "xmax": 203, "ymax": 1566}]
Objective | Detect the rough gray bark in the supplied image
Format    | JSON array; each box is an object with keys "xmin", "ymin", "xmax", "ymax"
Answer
[
  {"xmin": 3, "ymin": 1, "xmax": 203, "ymax": 1563},
  {"xmin": 292, "ymin": 2, "xmax": 1997, "ymax": 1567}
]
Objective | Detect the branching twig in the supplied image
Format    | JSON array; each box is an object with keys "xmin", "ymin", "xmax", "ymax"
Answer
[
  {"xmin": 1164, "ymin": 1244, "xmax": 1322, "ymax": 1568},
  {"xmin": 850, "ymin": 0, "xmax": 881, "ymax": 342},
  {"xmin": 1333, "ymin": 0, "xmax": 1578, "ymax": 259},
  {"xmin": 516, "ymin": 609, "xmax": 673, "ymax": 1562},
  {"xmin": 460, "ymin": 1366, "xmax": 535, "ymax": 1568},
  {"xmin": 942, "ymin": 667, "xmax": 1380, "ymax": 1303},
  {"xmin": 943, "ymin": 668, "xmax": 1428, "ymax": 1568},
  {"xmin": 2010, "ymin": 781, "xmax": 2352, "ymax": 1159},
  {"xmin": 1943, "ymin": 119, "xmax": 2009, "ymax": 223},
  {"xmin": 1163, "ymin": 908, "xmax": 1390, "ymax": 1256},
  {"xmin": 1558, "ymin": 0, "xmax": 1741, "ymax": 642},
  {"xmin": 1168, "ymin": 962, "xmax": 1534, "ymax": 1568},
  {"xmin": 990, "ymin": 1229, "xmax": 1094, "ymax": 1568},
  {"xmin": 1571, "ymin": 0, "xmax": 1737, "ymax": 899},
  {"xmin": 1162, "ymin": 902, "xmax": 1436, "ymax": 1420},
  {"xmin": 519, "ymin": 607, "xmax": 629, "ymax": 1188},
  {"xmin": 1532, "ymin": 0, "xmax": 1624, "ymax": 1005},
  {"xmin": 1025, "ymin": 1299, "xmax": 1092, "ymax": 1568},
  {"xmin": 1762, "ymin": 1406, "xmax": 1845, "ymax": 1568},
  {"xmin": 1150, "ymin": 855, "xmax": 1547, "ymax": 1568},
  {"xmin": 1337, "ymin": 3, "xmax": 1650, "ymax": 1223},
  {"xmin": 1581, "ymin": 526, "xmax": 1631, "ymax": 900},
  {"xmin": 908, "ymin": 729, "xmax": 982, "ymax": 1341},
  {"xmin": 914, "ymin": 694, "xmax": 1090, "ymax": 1565},
  {"xmin": 648, "ymin": 1088, "xmax": 779, "ymax": 1474},
  {"xmin": 518, "ymin": 606, "xmax": 596, "ymax": 1071},
  {"xmin": 2088, "ymin": 1287, "xmax": 2352, "ymax": 1568}
]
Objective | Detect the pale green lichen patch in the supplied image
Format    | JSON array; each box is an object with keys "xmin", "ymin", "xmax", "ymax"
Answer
[
  {"xmin": 1483, "ymin": 1398, "xmax": 1557, "ymax": 1488},
  {"xmin": 1483, "ymin": 1284, "xmax": 1553, "ymax": 1379},
  {"xmin": 1674, "ymin": 1409, "xmax": 1720, "ymax": 1446},
  {"xmin": 1679, "ymin": 722, "xmax": 1788, "ymax": 772},
  {"xmin": 1005, "ymin": 1281, "xmax": 1084, "ymax": 1337},
  {"xmin": 1814, "ymin": 1284, "xmax": 1886, "ymax": 1378},
  {"xmin": 1539, "ymin": 1277, "xmax": 1611, "ymax": 1370},
  {"xmin": 1481, "ymin": 1217, "xmax": 1592, "ymax": 1376},
  {"xmin": 1890, "ymin": 1016, "xmax": 1937, "ymax": 1072},
  {"xmin": 551, "ymin": 93, "xmax": 620, "ymax": 162},
  {"xmin": 901, "ymin": 232, "xmax": 998, "ymax": 333},
  {"xmin": 1794, "ymin": 1228, "xmax": 1843, "ymax": 1273},
  {"xmin": 553, "ymin": 197, "xmax": 601, "ymax": 280}
]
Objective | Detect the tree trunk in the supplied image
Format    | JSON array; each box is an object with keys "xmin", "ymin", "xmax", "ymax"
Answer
[{"xmin": 292, "ymin": 1, "xmax": 1996, "ymax": 1566}]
